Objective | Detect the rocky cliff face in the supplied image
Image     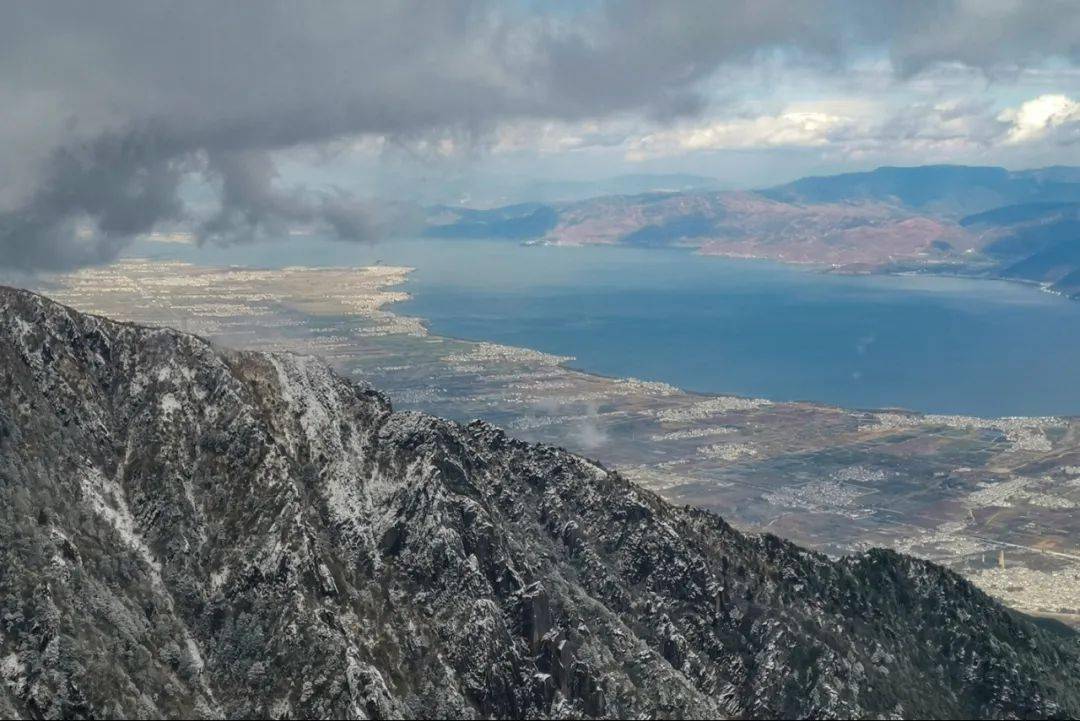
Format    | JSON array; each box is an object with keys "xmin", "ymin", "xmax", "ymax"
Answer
[{"xmin": 1, "ymin": 286, "xmax": 1078, "ymax": 720}]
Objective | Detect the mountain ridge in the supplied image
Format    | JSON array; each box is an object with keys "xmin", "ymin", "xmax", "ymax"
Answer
[
  {"xmin": 422, "ymin": 164, "xmax": 1080, "ymax": 297},
  {"xmin": 762, "ymin": 164, "xmax": 1080, "ymax": 215},
  {"xmin": 1, "ymin": 286, "xmax": 1079, "ymax": 719}
]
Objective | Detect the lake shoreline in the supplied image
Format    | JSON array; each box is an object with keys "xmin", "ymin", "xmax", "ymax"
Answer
[
  {"xmin": 113, "ymin": 236, "xmax": 1080, "ymax": 417},
  {"xmin": 383, "ymin": 264, "xmax": 1077, "ymax": 422}
]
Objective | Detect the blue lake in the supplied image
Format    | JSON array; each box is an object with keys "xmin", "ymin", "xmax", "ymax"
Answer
[{"xmin": 129, "ymin": 237, "xmax": 1080, "ymax": 417}]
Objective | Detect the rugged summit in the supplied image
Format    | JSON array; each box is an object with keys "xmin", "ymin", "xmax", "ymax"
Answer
[{"xmin": 1, "ymin": 287, "xmax": 1078, "ymax": 719}]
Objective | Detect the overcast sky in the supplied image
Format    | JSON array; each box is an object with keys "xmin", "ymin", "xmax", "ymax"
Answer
[{"xmin": 1, "ymin": 0, "xmax": 1078, "ymax": 270}]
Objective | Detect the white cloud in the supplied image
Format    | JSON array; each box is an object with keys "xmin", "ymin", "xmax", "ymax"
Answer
[
  {"xmin": 999, "ymin": 94, "xmax": 1080, "ymax": 143},
  {"xmin": 621, "ymin": 92, "xmax": 1080, "ymax": 162},
  {"xmin": 491, "ymin": 119, "xmax": 636, "ymax": 156},
  {"xmin": 142, "ymin": 231, "xmax": 195, "ymax": 245},
  {"xmin": 626, "ymin": 110, "xmax": 857, "ymax": 160}
]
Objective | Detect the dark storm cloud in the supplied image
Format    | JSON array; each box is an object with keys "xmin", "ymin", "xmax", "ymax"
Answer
[
  {"xmin": 199, "ymin": 150, "xmax": 324, "ymax": 246},
  {"xmin": 0, "ymin": 0, "xmax": 1076, "ymax": 270},
  {"xmin": 0, "ymin": 128, "xmax": 188, "ymax": 270},
  {"xmin": 872, "ymin": 0, "xmax": 1080, "ymax": 76},
  {"xmin": 198, "ymin": 149, "xmax": 422, "ymax": 245}
]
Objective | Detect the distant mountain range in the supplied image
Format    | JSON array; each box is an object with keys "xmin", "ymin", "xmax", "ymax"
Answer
[
  {"xmin": 424, "ymin": 165, "xmax": 1080, "ymax": 298},
  {"xmin": 3, "ymin": 287, "xmax": 1079, "ymax": 718},
  {"xmin": 763, "ymin": 165, "xmax": 1080, "ymax": 215}
]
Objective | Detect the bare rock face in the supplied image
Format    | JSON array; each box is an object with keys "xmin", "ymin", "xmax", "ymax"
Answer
[{"xmin": 0, "ymin": 286, "xmax": 1078, "ymax": 719}]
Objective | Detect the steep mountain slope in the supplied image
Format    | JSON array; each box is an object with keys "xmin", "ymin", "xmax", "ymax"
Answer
[
  {"xmin": 960, "ymin": 202, "xmax": 1080, "ymax": 296},
  {"xmin": 1, "ymin": 287, "xmax": 1079, "ymax": 719}
]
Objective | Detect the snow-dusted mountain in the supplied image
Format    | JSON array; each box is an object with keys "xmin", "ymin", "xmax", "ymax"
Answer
[{"xmin": 1, "ymin": 286, "xmax": 1078, "ymax": 719}]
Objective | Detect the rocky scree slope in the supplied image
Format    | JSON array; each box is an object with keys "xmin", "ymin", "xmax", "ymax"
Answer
[{"xmin": 0, "ymin": 287, "xmax": 1078, "ymax": 720}]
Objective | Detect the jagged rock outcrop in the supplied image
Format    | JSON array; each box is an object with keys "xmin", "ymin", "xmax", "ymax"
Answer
[{"xmin": 1, "ymin": 286, "xmax": 1078, "ymax": 719}]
